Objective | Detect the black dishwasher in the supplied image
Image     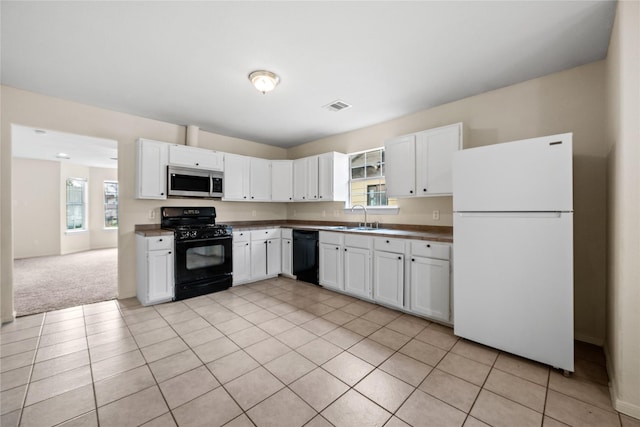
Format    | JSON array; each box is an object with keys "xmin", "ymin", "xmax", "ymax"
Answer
[{"xmin": 292, "ymin": 230, "xmax": 319, "ymax": 285}]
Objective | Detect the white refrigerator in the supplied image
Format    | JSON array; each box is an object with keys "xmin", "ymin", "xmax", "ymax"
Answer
[{"xmin": 452, "ymin": 133, "xmax": 574, "ymax": 372}]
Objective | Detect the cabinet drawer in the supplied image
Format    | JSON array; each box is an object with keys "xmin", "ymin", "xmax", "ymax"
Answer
[
  {"xmin": 147, "ymin": 235, "xmax": 173, "ymax": 251},
  {"xmin": 410, "ymin": 241, "xmax": 450, "ymax": 260},
  {"xmin": 281, "ymin": 228, "xmax": 293, "ymax": 239},
  {"xmin": 344, "ymin": 234, "xmax": 372, "ymax": 249},
  {"xmin": 374, "ymin": 237, "xmax": 406, "ymax": 253},
  {"xmin": 319, "ymin": 231, "xmax": 343, "ymax": 245},
  {"xmin": 251, "ymin": 229, "xmax": 280, "ymax": 241},
  {"xmin": 233, "ymin": 231, "xmax": 250, "ymax": 242}
]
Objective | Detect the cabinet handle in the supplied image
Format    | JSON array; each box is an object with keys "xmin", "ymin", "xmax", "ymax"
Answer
[
  {"xmin": 336, "ymin": 247, "xmax": 339, "ymax": 250},
  {"xmin": 409, "ymin": 190, "xmax": 414, "ymax": 194},
  {"xmin": 302, "ymin": 196, "xmax": 306, "ymax": 199},
  {"xmin": 427, "ymin": 244, "xmax": 431, "ymax": 248},
  {"xmin": 319, "ymin": 196, "xmax": 323, "ymax": 199},
  {"xmin": 411, "ymin": 258, "xmax": 415, "ymax": 262},
  {"xmin": 251, "ymin": 196, "xmax": 254, "ymax": 199},
  {"xmin": 243, "ymin": 196, "xmax": 247, "ymax": 199},
  {"xmin": 160, "ymin": 192, "xmax": 165, "ymax": 196},
  {"xmin": 159, "ymin": 239, "xmax": 163, "ymax": 242},
  {"xmin": 344, "ymin": 248, "xmax": 347, "ymax": 252},
  {"xmin": 289, "ymin": 197, "xmax": 292, "ymax": 200},
  {"xmin": 240, "ymin": 233, "xmax": 243, "ymax": 236},
  {"xmin": 386, "ymin": 240, "xmax": 390, "ymax": 243},
  {"xmin": 423, "ymin": 188, "xmax": 427, "ymax": 192},
  {"xmin": 245, "ymin": 243, "xmax": 249, "ymax": 246},
  {"xmin": 398, "ymin": 256, "xmax": 402, "ymax": 260},
  {"xmin": 168, "ymin": 251, "xmax": 172, "ymax": 255},
  {"xmin": 287, "ymin": 241, "xmax": 291, "ymax": 244}
]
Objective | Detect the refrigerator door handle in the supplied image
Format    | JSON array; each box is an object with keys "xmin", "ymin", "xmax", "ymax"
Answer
[{"xmin": 456, "ymin": 211, "xmax": 565, "ymax": 219}]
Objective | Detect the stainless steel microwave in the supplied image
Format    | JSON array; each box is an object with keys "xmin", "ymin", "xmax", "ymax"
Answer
[{"xmin": 167, "ymin": 166, "xmax": 224, "ymax": 198}]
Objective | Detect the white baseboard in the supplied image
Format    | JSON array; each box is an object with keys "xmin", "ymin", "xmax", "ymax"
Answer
[
  {"xmin": 1, "ymin": 311, "xmax": 17, "ymax": 325},
  {"xmin": 604, "ymin": 344, "xmax": 640, "ymax": 419}
]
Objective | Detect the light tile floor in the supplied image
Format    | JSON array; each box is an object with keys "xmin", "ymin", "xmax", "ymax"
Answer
[{"xmin": 1, "ymin": 277, "xmax": 639, "ymax": 427}]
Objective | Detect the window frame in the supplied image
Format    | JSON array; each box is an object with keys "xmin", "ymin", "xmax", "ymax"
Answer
[
  {"xmin": 345, "ymin": 147, "xmax": 399, "ymax": 214},
  {"xmin": 103, "ymin": 180, "xmax": 119, "ymax": 230},
  {"xmin": 65, "ymin": 177, "xmax": 88, "ymax": 232}
]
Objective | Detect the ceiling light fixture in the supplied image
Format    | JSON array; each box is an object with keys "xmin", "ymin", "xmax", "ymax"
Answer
[{"xmin": 248, "ymin": 70, "xmax": 280, "ymax": 94}]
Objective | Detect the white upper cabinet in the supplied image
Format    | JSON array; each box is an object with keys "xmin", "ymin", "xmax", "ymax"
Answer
[
  {"xmin": 223, "ymin": 153, "xmax": 250, "ymax": 201},
  {"xmin": 293, "ymin": 156, "xmax": 319, "ymax": 201},
  {"xmin": 136, "ymin": 138, "xmax": 169, "ymax": 200},
  {"xmin": 250, "ymin": 158, "xmax": 271, "ymax": 201},
  {"xmin": 168, "ymin": 144, "xmax": 223, "ymax": 171},
  {"xmin": 294, "ymin": 153, "xmax": 348, "ymax": 202},
  {"xmin": 271, "ymin": 160, "xmax": 293, "ymax": 202},
  {"xmin": 385, "ymin": 122, "xmax": 462, "ymax": 197},
  {"xmin": 318, "ymin": 152, "xmax": 349, "ymax": 202},
  {"xmin": 385, "ymin": 135, "xmax": 416, "ymax": 197}
]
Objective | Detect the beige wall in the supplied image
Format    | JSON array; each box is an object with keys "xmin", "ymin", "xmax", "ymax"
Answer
[
  {"xmin": 290, "ymin": 61, "xmax": 608, "ymax": 345},
  {"xmin": 89, "ymin": 167, "xmax": 118, "ymax": 250},
  {"xmin": 12, "ymin": 158, "xmax": 118, "ymax": 258},
  {"xmin": 0, "ymin": 85, "xmax": 287, "ymax": 322},
  {"xmin": 605, "ymin": 0, "xmax": 640, "ymax": 418},
  {"xmin": 12, "ymin": 158, "xmax": 61, "ymax": 258}
]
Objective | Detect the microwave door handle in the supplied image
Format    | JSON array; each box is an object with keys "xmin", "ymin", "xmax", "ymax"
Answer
[{"xmin": 209, "ymin": 175, "xmax": 213, "ymax": 197}]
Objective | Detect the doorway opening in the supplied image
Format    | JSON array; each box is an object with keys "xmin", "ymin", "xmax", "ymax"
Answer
[{"xmin": 11, "ymin": 125, "xmax": 118, "ymax": 316}]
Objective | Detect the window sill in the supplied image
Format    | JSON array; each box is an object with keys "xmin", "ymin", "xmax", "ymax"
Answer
[
  {"xmin": 65, "ymin": 229, "xmax": 88, "ymax": 235},
  {"xmin": 344, "ymin": 207, "xmax": 399, "ymax": 215},
  {"xmin": 104, "ymin": 227, "xmax": 119, "ymax": 231}
]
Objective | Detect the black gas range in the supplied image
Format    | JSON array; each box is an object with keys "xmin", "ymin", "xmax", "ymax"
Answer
[{"xmin": 161, "ymin": 207, "xmax": 232, "ymax": 300}]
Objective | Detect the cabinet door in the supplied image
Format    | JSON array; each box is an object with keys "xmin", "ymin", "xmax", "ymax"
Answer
[
  {"xmin": 344, "ymin": 247, "xmax": 371, "ymax": 299},
  {"xmin": 319, "ymin": 243, "xmax": 343, "ymax": 290},
  {"xmin": 281, "ymin": 238, "xmax": 293, "ymax": 276},
  {"xmin": 168, "ymin": 145, "xmax": 223, "ymax": 171},
  {"xmin": 250, "ymin": 240, "xmax": 267, "ymax": 279},
  {"xmin": 233, "ymin": 241, "xmax": 251, "ymax": 284},
  {"xmin": 136, "ymin": 139, "xmax": 168, "ymax": 199},
  {"xmin": 272, "ymin": 161, "xmax": 293, "ymax": 202},
  {"xmin": 306, "ymin": 156, "xmax": 319, "ymax": 200},
  {"xmin": 250, "ymin": 158, "xmax": 271, "ymax": 201},
  {"xmin": 410, "ymin": 256, "xmax": 450, "ymax": 322},
  {"xmin": 317, "ymin": 153, "xmax": 333, "ymax": 201},
  {"xmin": 293, "ymin": 158, "xmax": 308, "ymax": 201},
  {"xmin": 417, "ymin": 124, "xmax": 461, "ymax": 196},
  {"xmin": 224, "ymin": 154, "xmax": 250, "ymax": 200},
  {"xmin": 384, "ymin": 135, "xmax": 416, "ymax": 197},
  {"xmin": 267, "ymin": 238, "xmax": 282, "ymax": 275},
  {"xmin": 373, "ymin": 251, "xmax": 404, "ymax": 309},
  {"xmin": 147, "ymin": 250, "xmax": 174, "ymax": 303}
]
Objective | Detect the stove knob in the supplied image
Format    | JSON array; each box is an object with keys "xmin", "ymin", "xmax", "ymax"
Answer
[{"xmin": 191, "ymin": 231, "xmax": 198, "ymax": 238}]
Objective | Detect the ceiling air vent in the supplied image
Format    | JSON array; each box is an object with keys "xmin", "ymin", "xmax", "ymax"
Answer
[{"xmin": 323, "ymin": 99, "xmax": 352, "ymax": 112}]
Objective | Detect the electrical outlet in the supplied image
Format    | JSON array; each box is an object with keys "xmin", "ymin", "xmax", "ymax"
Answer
[
  {"xmin": 148, "ymin": 209, "xmax": 155, "ymax": 219},
  {"xmin": 334, "ymin": 210, "xmax": 339, "ymax": 217},
  {"xmin": 293, "ymin": 209, "xmax": 297, "ymax": 217},
  {"xmin": 433, "ymin": 210, "xmax": 440, "ymax": 220},
  {"xmin": 322, "ymin": 210, "xmax": 326, "ymax": 217},
  {"xmin": 252, "ymin": 210, "xmax": 256, "ymax": 217}
]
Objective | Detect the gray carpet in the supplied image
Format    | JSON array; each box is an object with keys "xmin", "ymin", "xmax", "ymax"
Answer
[{"xmin": 13, "ymin": 248, "xmax": 118, "ymax": 317}]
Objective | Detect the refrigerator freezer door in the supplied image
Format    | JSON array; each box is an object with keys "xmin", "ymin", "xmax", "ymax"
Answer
[
  {"xmin": 453, "ymin": 212, "xmax": 574, "ymax": 371},
  {"xmin": 453, "ymin": 133, "xmax": 573, "ymax": 212}
]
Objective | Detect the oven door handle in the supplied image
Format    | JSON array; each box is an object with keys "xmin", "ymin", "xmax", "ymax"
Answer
[{"xmin": 176, "ymin": 235, "xmax": 232, "ymax": 244}]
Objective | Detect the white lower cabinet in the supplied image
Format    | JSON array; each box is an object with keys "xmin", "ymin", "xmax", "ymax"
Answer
[
  {"xmin": 344, "ymin": 247, "xmax": 371, "ymax": 299},
  {"xmin": 409, "ymin": 241, "xmax": 451, "ymax": 322},
  {"xmin": 234, "ymin": 229, "xmax": 281, "ymax": 285},
  {"xmin": 342, "ymin": 234, "xmax": 373, "ymax": 299},
  {"xmin": 319, "ymin": 232, "xmax": 344, "ymax": 291},
  {"xmin": 232, "ymin": 231, "xmax": 251, "ymax": 285},
  {"xmin": 373, "ymin": 250, "xmax": 405, "ymax": 309},
  {"xmin": 281, "ymin": 229, "xmax": 293, "ymax": 277},
  {"xmin": 136, "ymin": 234, "xmax": 174, "ymax": 306}
]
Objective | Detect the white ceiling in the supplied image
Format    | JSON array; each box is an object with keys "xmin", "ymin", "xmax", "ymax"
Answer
[
  {"xmin": 1, "ymin": 1, "xmax": 616, "ymax": 148},
  {"xmin": 12, "ymin": 125, "xmax": 118, "ymax": 169}
]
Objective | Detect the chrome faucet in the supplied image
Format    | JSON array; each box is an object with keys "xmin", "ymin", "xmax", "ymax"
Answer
[{"xmin": 351, "ymin": 204, "xmax": 368, "ymax": 228}]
